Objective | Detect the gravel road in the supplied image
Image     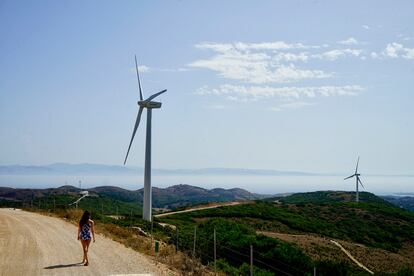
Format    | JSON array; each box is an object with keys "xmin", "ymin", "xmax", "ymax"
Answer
[{"xmin": 0, "ymin": 208, "xmax": 176, "ymax": 276}]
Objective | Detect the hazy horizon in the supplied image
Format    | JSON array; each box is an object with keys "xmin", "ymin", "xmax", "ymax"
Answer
[{"xmin": 1, "ymin": 172, "xmax": 413, "ymax": 195}]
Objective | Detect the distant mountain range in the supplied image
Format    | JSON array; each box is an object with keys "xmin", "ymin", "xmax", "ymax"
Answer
[
  {"xmin": 0, "ymin": 163, "xmax": 317, "ymax": 176},
  {"xmin": 0, "ymin": 184, "xmax": 271, "ymax": 209}
]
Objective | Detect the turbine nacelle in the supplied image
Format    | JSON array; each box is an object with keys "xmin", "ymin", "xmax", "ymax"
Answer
[{"xmin": 138, "ymin": 101, "xmax": 162, "ymax": 109}]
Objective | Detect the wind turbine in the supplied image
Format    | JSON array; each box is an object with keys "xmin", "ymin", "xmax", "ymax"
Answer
[
  {"xmin": 123, "ymin": 55, "xmax": 167, "ymax": 222},
  {"xmin": 344, "ymin": 156, "xmax": 365, "ymax": 202}
]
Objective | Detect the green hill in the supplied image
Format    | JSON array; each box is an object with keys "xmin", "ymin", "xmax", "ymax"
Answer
[
  {"xmin": 0, "ymin": 184, "xmax": 266, "ymax": 213},
  {"xmin": 273, "ymin": 190, "xmax": 388, "ymax": 205},
  {"xmin": 158, "ymin": 191, "xmax": 414, "ymax": 275}
]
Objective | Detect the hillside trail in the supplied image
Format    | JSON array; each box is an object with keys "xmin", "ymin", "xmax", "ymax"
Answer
[
  {"xmin": 154, "ymin": 201, "xmax": 244, "ymax": 218},
  {"xmin": 0, "ymin": 208, "xmax": 177, "ymax": 276},
  {"xmin": 330, "ymin": 240, "xmax": 374, "ymax": 274},
  {"xmin": 258, "ymin": 231, "xmax": 375, "ymax": 274}
]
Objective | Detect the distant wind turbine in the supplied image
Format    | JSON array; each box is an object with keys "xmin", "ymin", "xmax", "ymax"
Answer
[
  {"xmin": 344, "ymin": 156, "xmax": 365, "ymax": 202},
  {"xmin": 123, "ymin": 55, "xmax": 167, "ymax": 222}
]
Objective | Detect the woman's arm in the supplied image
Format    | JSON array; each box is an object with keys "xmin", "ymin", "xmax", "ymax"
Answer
[
  {"xmin": 90, "ymin": 220, "xmax": 96, "ymax": 242},
  {"xmin": 77, "ymin": 224, "xmax": 81, "ymax": 240}
]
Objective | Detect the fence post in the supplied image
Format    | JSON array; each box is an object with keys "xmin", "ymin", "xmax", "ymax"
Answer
[
  {"xmin": 314, "ymin": 266, "xmax": 316, "ymax": 276},
  {"xmin": 250, "ymin": 245, "xmax": 253, "ymax": 276},
  {"xmin": 214, "ymin": 227, "xmax": 217, "ymax": 274},
  {"xmin": 101, "ymin": 202, "xmax": 104, "ymax": 216},
  {"xmin": 176, "ymin": 228, "xmax": 179, "ymax": 252},
  {"xmin": 193, "ymin": 226, "xmax": 197, "ymax": 259},
  {"xmin": 130, "ymin": 209, "xmax": 132, "ymax": 225},
  {"xmin": 53, "ymin": 197, "xmax": 56, "ymax": 212},
  {"xmin": 151, "ymin": 219, "xmax": 154, "ymax": 235}
]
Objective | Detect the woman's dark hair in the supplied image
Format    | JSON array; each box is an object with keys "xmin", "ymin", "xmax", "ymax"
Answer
[{"xmin": 79, "ymin": 210, "xmax": 91, "ymax": 227}]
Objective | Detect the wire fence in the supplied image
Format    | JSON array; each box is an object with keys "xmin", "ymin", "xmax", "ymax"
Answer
[{"xmin": 167, "ymin": 225, "xmax": 316, "ymax": 276}]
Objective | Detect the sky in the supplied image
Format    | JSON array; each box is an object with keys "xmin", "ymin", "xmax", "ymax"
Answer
[{"xmin": 1, "ymin": 0, "xmax": 413, "ymax": 176}]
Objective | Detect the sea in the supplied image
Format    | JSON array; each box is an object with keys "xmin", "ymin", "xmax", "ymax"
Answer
[{"xmin": 0, "ymin": 174, "xmax": 413, "ymax": 196}]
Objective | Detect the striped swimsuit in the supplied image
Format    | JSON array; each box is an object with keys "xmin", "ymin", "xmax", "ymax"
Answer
[{"xmin": 80, "ymin": 223, "xmax": 92, "ymax": 240}]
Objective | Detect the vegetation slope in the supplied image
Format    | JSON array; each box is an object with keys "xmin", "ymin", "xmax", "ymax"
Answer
[{"xmin": 158, "ymin": 191, "xmax": 414, "ymax": 275}]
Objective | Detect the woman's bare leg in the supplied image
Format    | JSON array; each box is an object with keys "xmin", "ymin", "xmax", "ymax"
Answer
[
  {"xmin": 84, "ymin": 239, "xmax": 91, "ymax": 265},
  {"xmin": 81, "ymin": 240, "xmax": 87, "ymax": 263}
]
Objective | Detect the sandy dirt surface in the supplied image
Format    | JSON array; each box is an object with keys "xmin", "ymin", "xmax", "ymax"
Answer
[{"xmin": 0, "ymin": 208, "xmax": 177, "ymax": 276}]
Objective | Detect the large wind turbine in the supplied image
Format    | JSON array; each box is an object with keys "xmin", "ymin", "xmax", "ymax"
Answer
[
  {"xmin": 344, "ymin": 156, "xmax": 365, "ymax": 202},
  {"xmin": 124, "ymin": 55, "xmax": 167, "ymax": 222}
]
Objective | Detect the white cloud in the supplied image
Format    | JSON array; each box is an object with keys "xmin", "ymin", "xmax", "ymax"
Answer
[
  {"xmin": 272, "ymin": 52, "xmax": 309, "ymax": 62},
  {"xmin": 196, "ymin": 84, "xmax": 363, "ymax": 101},
  {"xmin": 195, "ymin": 41, "xmax": 319, "ymax": 52},
  {"xmin": 338, "ymin": 37, "xmax": 359, "ymax": 45},
  {"xmin": 384, "ymin": 42, "xmax": 403, "ymax": 58},
  {"xmin": 313, "ymin": 49, "xmax": 362, "ymax": 61},
  {"xmin": 403, "ymin": 48, "xmax": 414, "ymax": 59},
  {"xmin": 383, "ymin": 42, "xmax": 414, "ymax": 59},
  {"xmin": 370, "ymin": 52, "xmax": 379, "ymax": 59},
  {"xmin": 190, "ymin": 41, "xmax": 379, "ymax": 84},
  {"xmin": 362, "ymin": 25, "xmax": 371, "ymax": 30},
  {"xmin": 138, "ymin": 65, "xmax": 150, "ymax": 73},
  {"xmin": 189, "ymin": 48, "xmax": 330, "ymax": 84},
  {"xmin": 134, "ymin": 65, "xmax": 191, "ymax": 73}
]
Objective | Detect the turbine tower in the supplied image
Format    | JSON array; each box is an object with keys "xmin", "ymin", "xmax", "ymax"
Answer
[
  {"xmin": 344, "ymin": 156, "xmax": 365, "ymax": 202},
  {"xmin": 124, "ymin": 55, "xmax": 167, "ymax": 222}
]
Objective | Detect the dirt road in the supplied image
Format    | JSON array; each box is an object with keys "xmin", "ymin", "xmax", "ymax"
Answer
[
  {"xmin": 0, "ymin": 208, "xmax": 176, "ymax": 276},
  {"xmin": 154, "ymin": 201, "xmax": 244, "ymax": 218}
]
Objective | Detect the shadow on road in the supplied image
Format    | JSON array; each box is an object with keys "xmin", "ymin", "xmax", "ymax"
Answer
[{"xmin": 44, "ymin": 262, "xmax": 83, "ymax": 269}]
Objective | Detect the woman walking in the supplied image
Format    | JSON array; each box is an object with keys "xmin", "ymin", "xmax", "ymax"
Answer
[{"xmin": 77, "ymin": 210, "xmax": 95, "ymax": 266}]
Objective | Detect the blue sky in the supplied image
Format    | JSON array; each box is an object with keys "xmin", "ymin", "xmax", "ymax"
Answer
[{"xmin": 1, "ymin": 0, "xmax": 413, "ymax": 175}]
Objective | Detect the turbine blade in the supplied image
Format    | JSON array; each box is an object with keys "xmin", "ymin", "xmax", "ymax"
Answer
[
  {"xmin": 355, "ymin": 156, "xmax": 360, "ymax": 174},
  {"xmin": 145, "ymin": 89, "xmax": 167, "ymax": 102},
  {"xmin": 124, "ymin": 107, "xmax": 144, "ymax": 165},
  {"xmin": 358, "ymin": 178, "xmax": 365, "ymax": 189},
  {"xmin": 344, "ymin": 174, "xmax": 355, "ymax": 180},
  {"xmin": 135, "ymin": 55, "xmax": 144, "ymax": 101}
]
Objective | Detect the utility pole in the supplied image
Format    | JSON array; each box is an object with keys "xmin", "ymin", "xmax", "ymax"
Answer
[
  {"xmin": 101, "ymin": 202, "xmax": 104, "ymax": 216},
  {"xmin": 193, "ymin": 226, "xmax": 197, "ymax": 259},
  {"xmin": 214, "ymin": 227, "xmax": 217, "ymax": 274},
  {"xmin": 151, "ymin": 219, "xmax": 154, "ymax": 235},
  {"xmin": 130, "ymin": 209, "xmax": 132, "ymax": 225},
  {"xmin": 176, "ymin": 228, "xmax": 179, "ymax": 252},
  {"xmin": 250, "ymin": 245, "xmax": 253, "ymax": 276}
]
